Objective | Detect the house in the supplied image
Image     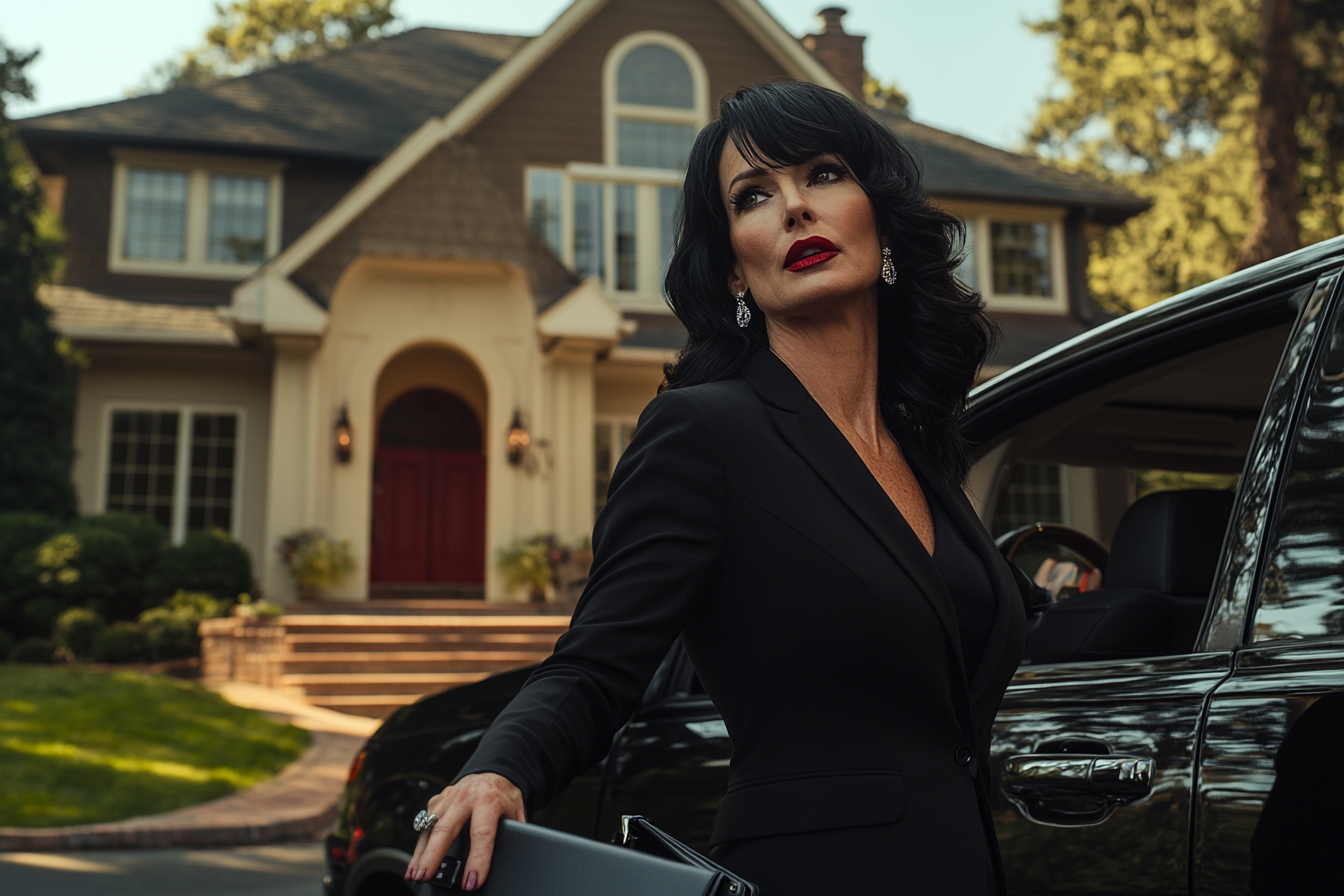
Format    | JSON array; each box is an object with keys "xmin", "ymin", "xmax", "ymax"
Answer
[{"xmin": 17, "ymin": 0, "xmax": 1148, "ymax": 605}]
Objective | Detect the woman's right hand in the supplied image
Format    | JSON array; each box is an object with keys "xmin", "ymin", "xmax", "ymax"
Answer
[{"xmin": 404, "ymin": 772, "xmax": 526, "ymax": 891}]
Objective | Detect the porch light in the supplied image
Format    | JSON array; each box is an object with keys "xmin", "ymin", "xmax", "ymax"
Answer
[
  {"xmin": 334, "ymin": 405, "xmax": 353, "ymax": 464},
  {"xmin": 507, "ymin": 411, "xmax": 530, "ymax": 466}
]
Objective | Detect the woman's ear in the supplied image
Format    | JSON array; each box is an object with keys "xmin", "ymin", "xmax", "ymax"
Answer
[{"xmin": 727, "ymin": 261, "xmax": 747, "ymax": 297}]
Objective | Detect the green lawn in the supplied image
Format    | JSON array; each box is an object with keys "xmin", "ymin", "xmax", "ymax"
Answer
[{"xmin": 0, "ymin": 665, "xmax": 309, "ymax": 828}]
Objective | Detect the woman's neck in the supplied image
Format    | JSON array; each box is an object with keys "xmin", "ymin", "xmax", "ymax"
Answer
[{"xmin": 767, "ymin": 291, "xmax": 884, "ymax": 450}]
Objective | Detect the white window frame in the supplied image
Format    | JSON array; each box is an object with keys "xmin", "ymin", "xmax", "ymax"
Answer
[
  {"xmin": 96, "ymin": 401, "xmax": 247, "ymax": 544},
  {"xmin": 602, "ymin": 31, "xmax": 709, "ymax": 170},
  {"xmin": 594, "ymin": 413, "xmax": 640, "ymax": 513},
  {"xmin": 947, "ymin": 201, "xmax": 1069, "ymax": 314},
  {"xmin": 108, "ymin": 148, "xmax": 284, "ymax": 280}
]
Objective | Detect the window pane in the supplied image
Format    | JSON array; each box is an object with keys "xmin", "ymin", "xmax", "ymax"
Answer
[
  {"xmin": 955, "ymin": 221, "xmax": 978, "ymax": 291},
  {"xmin": 659, "ymin": 185, "xmax": 679, "ymax": 290},
  {"xmin": 615, "ymin": 184, "xmax": 637, "ymax": 291},
  {"xmin": 594, "ymin": 421, "xmax": 613, "ymax": 516},
  {"xmin": 106, "ymin": 410, "xmax": 179, "ymax": 530},
  {"xmin": 991, "ymin": 221, "xmax": 1053, "ymax": 297},
  {"xmin": 992, "ymin": 463, "xmax": 1064, "ymax": 535},
  {"xmin": 528, "ymin": 169, "xmax": 563, "ymax": 257},
  {"xmin": 187, "ymin": 413, "xmax": 238, "ymax": 534},
  {"xmin": 125, "ymin": 168, "xmax": 188, "ymax": 261},
  {"xmin": 208, "ymin": 174, "xmax": 268, "ymax": 263},
  {"xmin": 573, "ymin": 181, "xmax": 605, "ymax": 281},
  {"xmin": 617, "ymin": 45, "xmax": 694, "ymax": 108},
  {"xmin": 617, "ymin": 119, "xmax": 695, "ymax": 170},
  {"xmin": 1255, "ymin": 303, "xmax": 1344, "ymax": 642}
]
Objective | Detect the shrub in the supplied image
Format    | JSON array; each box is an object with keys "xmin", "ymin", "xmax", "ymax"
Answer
[
  {"xmin": 138, "ymin": 591, "xmax": 232, "ymax": 660},
  {"xmin": 53, "ymin": 607, "xmax": 105, "ymax": 661},
  {"xmin": 11, "ymin": 637, "xmax": 55, "ymax": 664},
  {"xmin": 31, "ymin": 526, "xmax": 143, "ymax": 623},
  {"xmin": 73, "ymin": 514, "xmax": 166, "ymax": 578},
  {"xmin": 277, "ymin": 529, "xmax": 355, "ymax": 597},
  {"xmin": 92, "ymin": 623, "xmax": 149, "ymax": 664},
  {"xmin": 0, "ymin": 511, "xmax": 62, "ymax": 636},
  {"xmin": 0, "ymin": 629, "xmax": 13, "ymax": 661},
  {"xmin": 146, "ymin": 530, "xmax": 253, "ymax": 603}
]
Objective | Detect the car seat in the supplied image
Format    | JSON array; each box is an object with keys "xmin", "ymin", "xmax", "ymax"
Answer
[{"xmin": 1022, "ymin": 489, "xmax": 1236, "ymax": 664}]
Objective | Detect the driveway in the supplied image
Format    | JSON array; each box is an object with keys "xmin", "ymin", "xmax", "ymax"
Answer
[{"xmin": 0, "ymin": 844, "xmax": 326, "ymax": 895}]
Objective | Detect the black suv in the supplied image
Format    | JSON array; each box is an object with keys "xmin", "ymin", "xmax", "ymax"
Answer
[{"xmin": 326, "ymin": 236, "xmax": 1344, "ymax": 896}]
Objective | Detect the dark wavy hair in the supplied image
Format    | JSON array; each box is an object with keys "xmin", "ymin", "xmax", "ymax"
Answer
[{"xmin": 661, "ymin": 80, "xmax": 997, "ymax": 483}]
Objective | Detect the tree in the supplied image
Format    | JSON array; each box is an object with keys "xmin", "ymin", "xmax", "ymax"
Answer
[
  {"xmin": 143, "ymin": 0, "xmax": 400, "ymax": 91},
  {"xmin": 0, "ymin": 38, "xmax": 78, "ymax": 517},
  {"xmin": 1028, "ymin": 0, "xmax": 1344, "ymax": 312}
]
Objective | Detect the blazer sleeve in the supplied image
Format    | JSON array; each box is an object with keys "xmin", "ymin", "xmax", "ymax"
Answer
[{"xmin": 454, "ymin": 387, "xmax": 728, "ymax": 813}]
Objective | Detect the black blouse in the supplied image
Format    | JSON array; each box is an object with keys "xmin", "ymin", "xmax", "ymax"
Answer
[{"xmin": 920, "ymin": 476, "xmax": 999, "ymax": 681}]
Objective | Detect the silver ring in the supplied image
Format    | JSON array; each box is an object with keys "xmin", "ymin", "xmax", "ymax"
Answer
[{"xmin": 413, "ymin": 810, "xmax": 438, "ymax": 833}]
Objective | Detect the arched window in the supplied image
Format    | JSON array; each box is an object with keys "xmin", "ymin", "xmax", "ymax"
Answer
[{"xmin": 605, "ymin": 33, "xmax": 707, "ymax": 171}]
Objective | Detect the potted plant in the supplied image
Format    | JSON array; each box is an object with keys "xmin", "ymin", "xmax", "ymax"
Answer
[
  {"xmin": 496, "ymin": 535, "xmax": 592, "ymax": 604},
  {"xmin": 277, "ymin": 529, "xmax": 356, "ymax": 601}
]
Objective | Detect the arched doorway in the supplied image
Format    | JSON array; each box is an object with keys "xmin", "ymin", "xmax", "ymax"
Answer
[{"xmin": 370, "ymin": 388, "xmax": 486, "ymax": 586}]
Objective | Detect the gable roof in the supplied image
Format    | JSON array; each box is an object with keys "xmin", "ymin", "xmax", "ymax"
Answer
[{"xmin": 18, "ymin": 28, "xmax": 529, "ymax": 162}]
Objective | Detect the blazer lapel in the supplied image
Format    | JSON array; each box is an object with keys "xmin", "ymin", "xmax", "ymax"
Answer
[{"xmin": 741, "ymin": 350, "xmax": 968, "ymax": 679}]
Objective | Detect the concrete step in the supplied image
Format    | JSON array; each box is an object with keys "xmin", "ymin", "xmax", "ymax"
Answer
[
  {"xmin": 303, "ymin": 693, "xmax": 422, "ymax": 718},
  {"xmin": 277, "ymin": 615, "xmax": 571, "ymax": 635},
  {"xmin": 293, "ymin": 599, "xmax": 572, "ymax": 616},
  {"xmin": 278, "ymin": 651, "xmax": 548, "ymax": 674},
  {"xmin": 283, "ymin": 632, "xmax": 562, "ymax": 653},
  {"xmin": 282, "ymin": 671, "xmax": 494, "ymax": 696}
]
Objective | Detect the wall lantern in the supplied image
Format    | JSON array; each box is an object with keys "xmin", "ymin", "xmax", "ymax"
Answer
[
  {"xmin": 334, "ymin": 405, "xmax": 353, "ymax": 464},
  {"xmin": 507, "ymin": 411, "xmax": 530, "ymax": 466}
]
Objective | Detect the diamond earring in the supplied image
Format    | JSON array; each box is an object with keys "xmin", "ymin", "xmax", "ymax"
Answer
[
  {"xmin": 881, "ymin": 247, "xmax": 898, "ymax": 285},
  {"xmin": 735, "ymin": 290, "xmax": 751, "ymax": 328}
]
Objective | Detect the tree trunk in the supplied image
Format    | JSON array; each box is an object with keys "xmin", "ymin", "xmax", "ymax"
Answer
[{"xmin": 1237, "ymin": 0, "xmax": 1301, "ymax": 270}]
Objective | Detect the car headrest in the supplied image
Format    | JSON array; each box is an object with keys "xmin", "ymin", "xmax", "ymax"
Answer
[{"xmin": 1107, "ymin": 489, "xmax": 1236, "ymax": 596}]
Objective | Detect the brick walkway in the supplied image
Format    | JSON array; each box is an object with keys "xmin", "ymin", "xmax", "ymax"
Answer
[{"xmin": 0, "ymin": 683, "xmax": 378, "ymax": 851}]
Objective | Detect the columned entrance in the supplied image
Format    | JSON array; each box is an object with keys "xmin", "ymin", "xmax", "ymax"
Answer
[{"xmin": 370, "ymin": 387, "xmax": 486, "ymax": 587}]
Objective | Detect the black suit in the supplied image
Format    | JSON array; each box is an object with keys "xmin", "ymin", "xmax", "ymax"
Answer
[{"xmin": 459, "ymin": 349, "xmax": 1026, "ymax": 894}]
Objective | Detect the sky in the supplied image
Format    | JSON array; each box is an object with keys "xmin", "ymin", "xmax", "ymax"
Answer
[{"xmin": 0, "ymin": 0, "xmax": 1061, "ymax": 151}]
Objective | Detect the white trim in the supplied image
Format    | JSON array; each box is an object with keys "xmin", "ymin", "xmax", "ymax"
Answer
[
  {"xmin": 602, "ymin": 31, "xmax": 708, "ymax": 169},
  {"xmin": 109, "ymin": 148, "xmax": 284, "ymax": 280},
  {"xmin": 97, "ymin": 401, "xmax": 247, "ymax": 543},
  {"xmin": 943, "ymin": 200, "xmax": 1069, "ymax": 315}
]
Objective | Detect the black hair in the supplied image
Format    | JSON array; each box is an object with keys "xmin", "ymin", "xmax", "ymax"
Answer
[{"xmin": 661, "ymin": 80, "xmax": 997, "ymax": 484}]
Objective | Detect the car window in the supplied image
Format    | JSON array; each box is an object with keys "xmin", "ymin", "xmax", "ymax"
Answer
[{"xmin": 1253, "ymin": 295, "xmax": 1344, "ymax": 642}]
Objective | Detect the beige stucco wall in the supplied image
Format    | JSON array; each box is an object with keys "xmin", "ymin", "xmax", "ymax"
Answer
[
  {"xmin": 595, "ymin": 355, "xmax": 664, "ymax": 416},
  {"xmin": 70, "ymin": 342, "xmax": 273, "ymax": 568},
  {"xmin": 261, "ymin": 255, "xmax": 606, "ymax": 603}
]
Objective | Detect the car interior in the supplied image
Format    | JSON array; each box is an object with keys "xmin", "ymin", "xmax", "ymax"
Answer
[{"xmin": 968, "ymin": 318, "xmax": 1298, "ymax": 664}]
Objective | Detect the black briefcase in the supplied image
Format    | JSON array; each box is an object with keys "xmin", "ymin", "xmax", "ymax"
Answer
[{"xmin": 420, "ymin": 817, "xmax": 756, "ymax": 896}]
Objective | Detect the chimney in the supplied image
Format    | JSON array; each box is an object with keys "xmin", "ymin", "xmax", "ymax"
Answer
[{"xmin": 802, "ymin": 7, "xmax": 866, "ymax": 101}]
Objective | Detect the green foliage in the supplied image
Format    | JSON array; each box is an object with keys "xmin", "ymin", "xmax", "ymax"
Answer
[
  {"xmin": 91, "ymin": 623, "xmax": 149, "ymax": 664},
  {"xmin": 0, "ymin": 512, "xmax": 61, "ymax": 634},
  {"xmin": 1029, "ymin": 0, "xmax": 1344, "ymax": 312},
  {"xmin": 0, "ymin": 629, "xmax": 12, "ymax": 661},
  {"xmin": 10, "ymin": 638, "xmax": 54, "ymax": 664},
  {"xmin": 137, "ymin": 591, "xmax": 232, "ymax": 660},
  {"xmin": 863, "ymin": 74, "xmax": 909, "ymax": 114},
  {"xmin": 52, "ymin": 607, "xmax": 105, "ymax": 662},
  {"xmin": 277, "ymin": 528, "xmax": 355, "ymax": 595},
  {"xmin": 0, "ymin": 38, "xmax": 77, "ymax": 517},
  {"xmin": 0, "ymin": 665, "xmax": 308, "ymax": 826},
  {"xmin": 142, "ymin": 0, "xmax": 400, "ymax": 91},
  {"xmin": 145, "ymin": 529, "xmax": 252, "ymax": 603},
  {"xmin": 496, "ymin": 535, "xmax": 593, "ymax": 600}
]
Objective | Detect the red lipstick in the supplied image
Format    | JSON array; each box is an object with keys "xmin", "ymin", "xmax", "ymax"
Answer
[{"xmin": 784, "ymin": 236, "xmax": 839, "ymax": 271}]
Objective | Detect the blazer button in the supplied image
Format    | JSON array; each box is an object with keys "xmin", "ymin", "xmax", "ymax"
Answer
[{"xmin": 955, "ymin": 746, "xmax": 973, "ymax": 766}]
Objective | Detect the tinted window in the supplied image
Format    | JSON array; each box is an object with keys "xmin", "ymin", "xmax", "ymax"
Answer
[{"xmin": 1255, "ymin": 293, "xmax": 1344, "ymax": 641}]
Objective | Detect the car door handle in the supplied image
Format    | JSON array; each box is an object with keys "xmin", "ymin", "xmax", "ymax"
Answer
[{"xmin": 1001, "ymin": 754, "xmax": 1154, "ymax": 826}]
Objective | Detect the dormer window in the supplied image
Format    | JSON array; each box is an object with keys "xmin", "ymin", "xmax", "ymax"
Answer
[
  {"xmin": 110, "ymin": 149, "xmax": 283, "ymax": 279},
  {"xmin": 526, "ymin": 33, "xmax": 706, "ymax": 312}
]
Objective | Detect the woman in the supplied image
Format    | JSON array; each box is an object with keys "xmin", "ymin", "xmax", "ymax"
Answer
[{"xmin": 405, "ymin": 80, "xmax": 1026, "ymax": 895}]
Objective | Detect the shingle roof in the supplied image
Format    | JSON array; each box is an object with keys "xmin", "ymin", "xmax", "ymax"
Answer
[
  {"xmin": 18, "ymin": 28, "xmax": 529, "ymax": 162},
  {"xmin": 18, "ymin": 26, "xmax": 1144, "ymax": 216},
  {"xmin": 878, "ymin": 110, "xmax": 1148, "ymax": 223},
  {"xmin": 40, "ymin": 285, "xmax": 238, "ymax": 345}
]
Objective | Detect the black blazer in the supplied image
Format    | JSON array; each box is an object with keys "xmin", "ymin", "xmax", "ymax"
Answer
[{"xmin": 459, "ymin": 349, "xmax": 1026, "ymax": 892}]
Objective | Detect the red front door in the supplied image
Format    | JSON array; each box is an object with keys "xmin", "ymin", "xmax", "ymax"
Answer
[{"xmin": 371, "ymin": 447, "xmax": 485, "ymax": 584}]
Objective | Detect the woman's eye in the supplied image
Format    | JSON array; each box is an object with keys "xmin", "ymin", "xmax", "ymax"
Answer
[
  {"xmin": 810, "ymin": 165, "xmax": 844, "ymax": 185},
  {"xmin": 733, "ymin": 187, "xmax": 768, "ymax": 210}
]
